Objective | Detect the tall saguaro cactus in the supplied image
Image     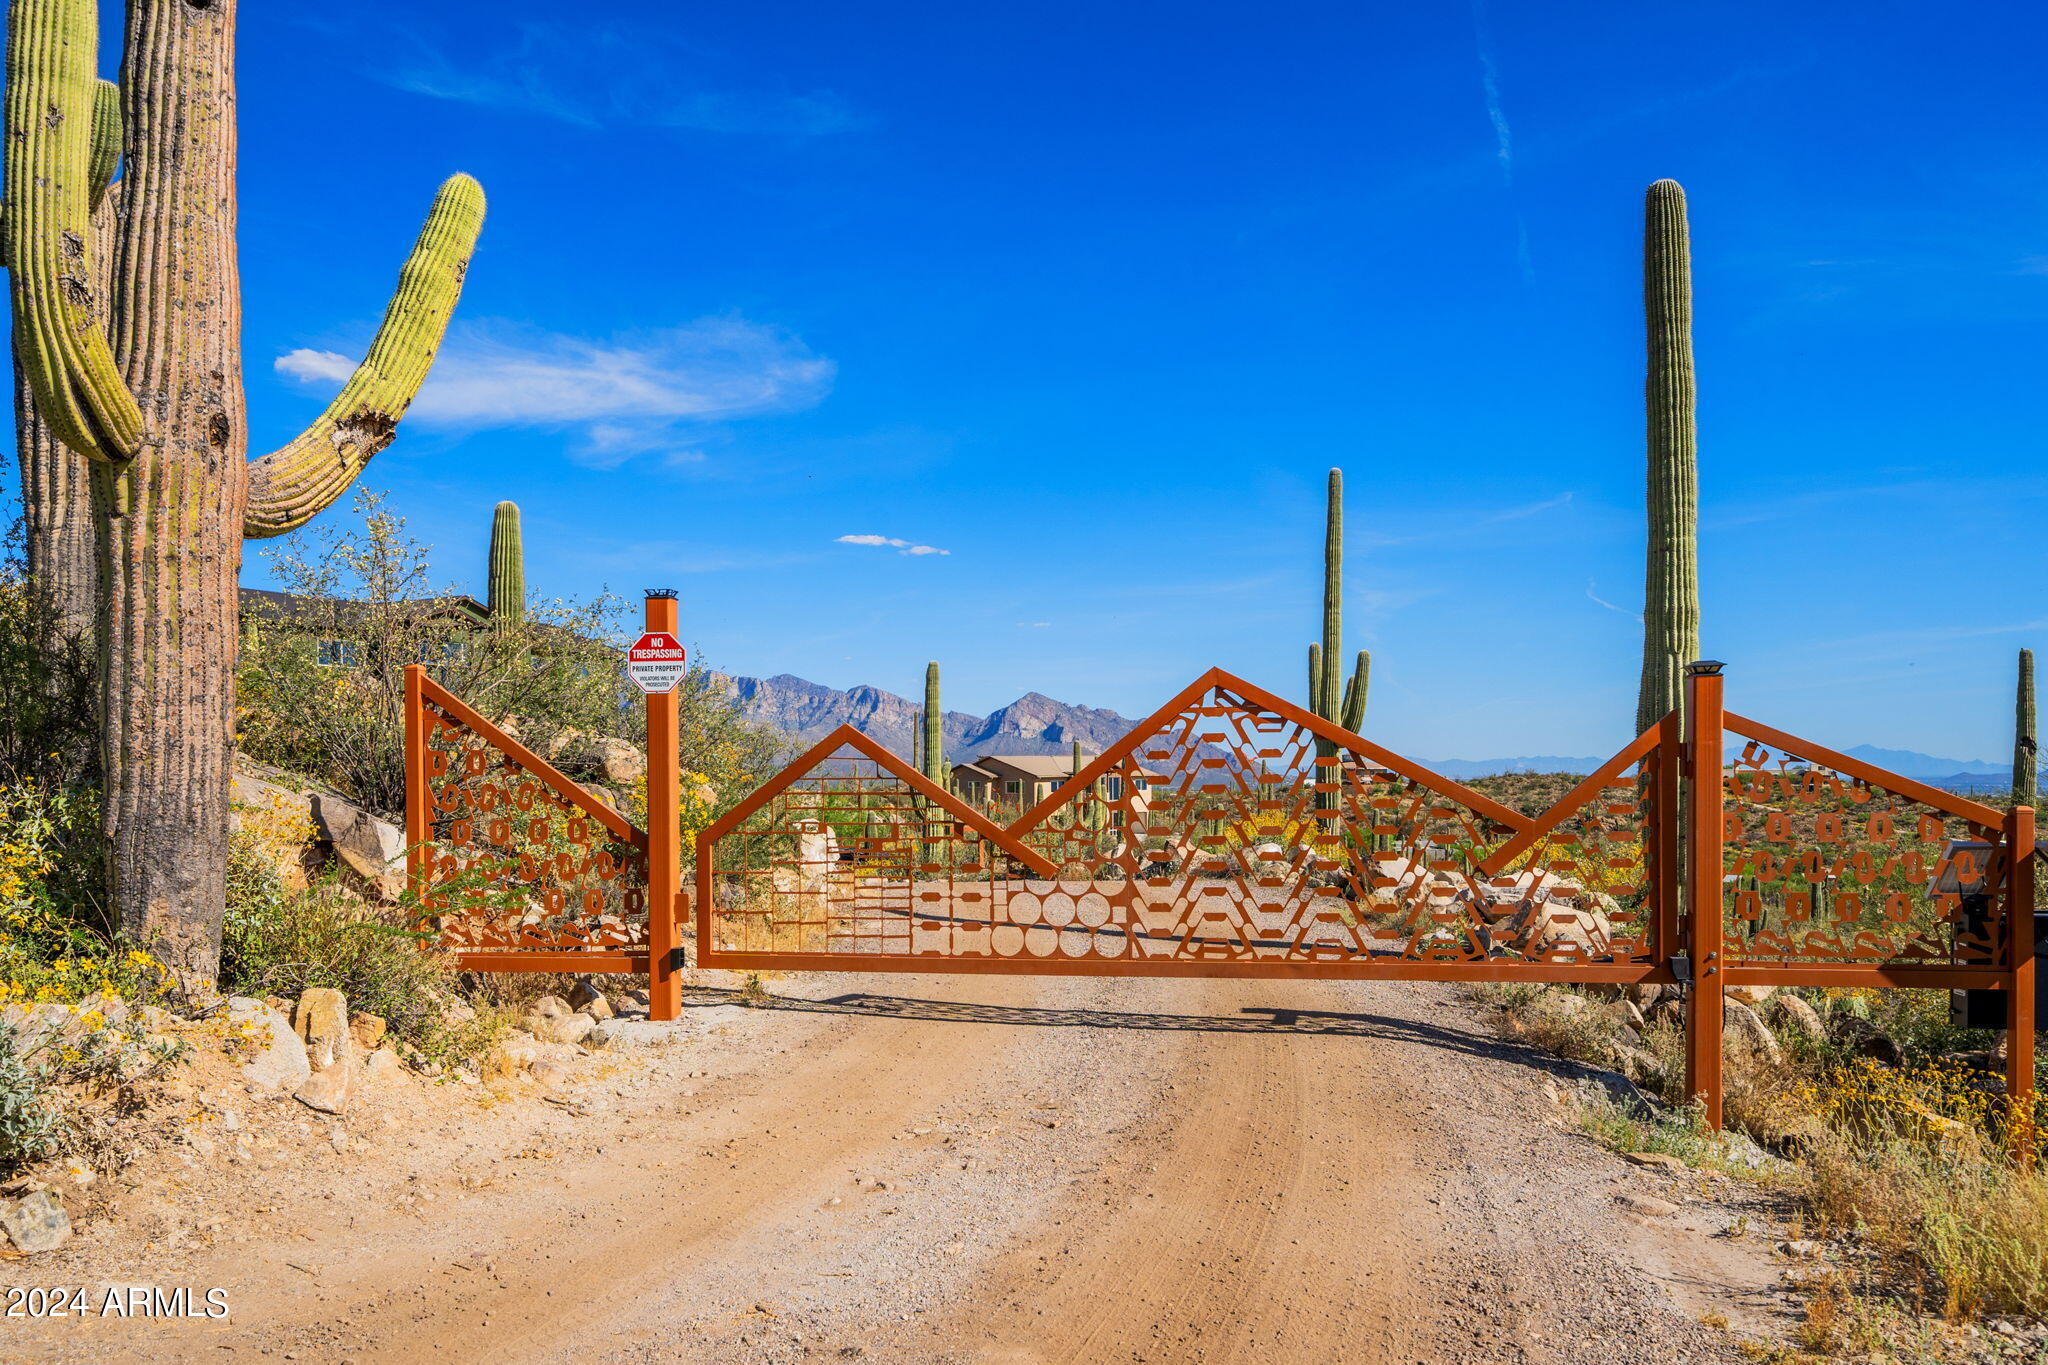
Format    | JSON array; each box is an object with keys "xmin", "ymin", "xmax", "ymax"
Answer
[
  {"xmin": 3, "ymin": 0, "xmax": 485, "ymax": 981},
  {"xmin": 2016, "ymin": 649, "xmax": 2037, "ymax": 807},
  {"xmin": 923, "ymin": 662, "xmax": 944, "ymax": 786},
  {"xmin": 1636, "ymin": 179, "xmax": 1700, "ymax": 736},
  {"xmin": 1306, "ymin": 469, "xmax": 1371, "ymax": 734},
  {"xmin": 488, "ymin": 501, "xmax": 525, "ymax": 622}
]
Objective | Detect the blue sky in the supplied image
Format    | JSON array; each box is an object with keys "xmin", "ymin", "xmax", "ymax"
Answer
[{"xmin": 67, "ymin": 2, "xmax": 2048, "ymax": 759}]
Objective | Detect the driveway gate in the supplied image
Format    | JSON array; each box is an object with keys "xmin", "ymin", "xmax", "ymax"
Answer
[{"xmin": 407, "ymin": 601, "xmax": 2036, "ymax": 1129}]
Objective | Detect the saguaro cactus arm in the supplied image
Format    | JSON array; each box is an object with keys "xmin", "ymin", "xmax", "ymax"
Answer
[
  {"xmin": 2016, "ymin": 649, "xmax": 2037, "ymax": 807},
  {"xmin": 1340, "ymin": 650, "xmax": 1369, "ymax": 733},
  {"xmin": 244, "ymin": 173, "xmax": 485, "ymax": 539},
  {"xmin": 3, "ymin": 0, "xmax": 143, "ymax": 462},
  {"xmin": 1307, "ymin": 643, "xmax": 1325, "ymax": 717},
  {"xmin": 87, "ymin": 76, "xmax": 118, "ymax": 210},
  {"xmin": 87, "ymin": 74, "xmax": 118, "ymax": 208}
]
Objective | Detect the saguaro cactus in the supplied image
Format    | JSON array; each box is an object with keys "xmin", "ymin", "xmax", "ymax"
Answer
[
  {"xmin": 1636, "ymin": 179, "xmax": 1700, "ymax": 736},
  {"xmin": 923, "ymin": 662, "xmax": 944, "ymax": 786},
  {"xmin": 2017, "ymin": 649, "xmax": 2037, "ymax": 807},
  {"xmin": 1306, "ymin": 469, "xmax": 1370, "ymax": 734},
  {"xmin": 3, "ymin": 0, "xmax": 485, "ymax": 981},
  {"xmin": 487, "ymin": 502, "xmax": 525, "ymax": 622}
]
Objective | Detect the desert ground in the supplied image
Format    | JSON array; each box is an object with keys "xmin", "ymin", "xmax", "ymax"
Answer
[{"xmin": 1, "ymin": 973, "xmax": 1789, "ymax": 1365}]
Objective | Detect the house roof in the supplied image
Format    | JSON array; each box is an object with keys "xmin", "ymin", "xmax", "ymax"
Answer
[
  {"xmin": 238, "ymin": 587, "xmax": 492, "ymax": 626},
  {"xmin": 965, "ymin": 754, "xmax": 1098, "ymax": 780},
  {"xmin": 949, "ymin": 761, "xmax": 1001, "ymax": 779}
]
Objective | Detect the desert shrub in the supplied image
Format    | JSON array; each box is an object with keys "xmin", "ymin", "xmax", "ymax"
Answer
[
  {"xmin": 221, "ymin": 830, "xmax": 454, "ymax": 1050},
  {"xmin": 0, "ymin": 551, "xmax": 98, "ymax": 793},
  {"xmin": 237, "ymin": 488, "xmax": 634, "ymax": 816},
  {"xmin": 0, "ymin": 781, "xmax": 172, "ymax": 1006},
  {"xmin": 0, "ymin": 1013, "xmax": 185, "ymax": 1175},
  {"xmin": 0, "ymin": 1025, "xmax": 62, "ymax": 1167},
  {"xmin": 237, "ymin": 488, "xmax": 785, "ymax": 828}
]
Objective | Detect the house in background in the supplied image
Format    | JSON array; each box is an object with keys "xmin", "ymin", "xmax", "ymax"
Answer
[
  {"xmin": 237, "ymin": 588, "xmax": 493, "ymax": 667},
  {"xmin": 950, "ymin": 753, "xmax": 1159, "ymax": 825}
]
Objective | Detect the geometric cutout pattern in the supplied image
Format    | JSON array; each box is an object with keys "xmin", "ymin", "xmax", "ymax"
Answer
[
  {"xmin": 415, "ymin": 678, "xmax": 650, "ymax": 955},
  {"xmin": 1720, "ymin": 720, "xmax": 2006, "ymax": 968},
  {"xmin": 700, "ymin": 670, "xmax": 1666, "ymax": 970}
]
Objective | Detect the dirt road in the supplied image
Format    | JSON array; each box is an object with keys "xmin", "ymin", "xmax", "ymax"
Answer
[{"xmin": 4, "ymin": 975, "xmax": 1777, "ymax": 1363}]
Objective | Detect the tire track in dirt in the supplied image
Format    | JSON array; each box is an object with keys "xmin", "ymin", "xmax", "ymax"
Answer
[{"xmin": 936, "ymin": 976, "xmax": 1432, "ymax": 1365}]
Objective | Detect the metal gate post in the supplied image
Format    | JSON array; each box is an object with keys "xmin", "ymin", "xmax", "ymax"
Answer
[
  {"xmin": 404, "ymin": 663, "xmax": 429, "ymax": 896},
  {"xmin": 2007, "ymin": 804, "xmax": 2036, "ymax": 1127},
  {"xmin": 644, "ymin": 591, "xmax": 684, "ymax": 1022},
  {"xmin": 1683, "ymin": 661, "xmax": 1726, "ymax": 1130}
]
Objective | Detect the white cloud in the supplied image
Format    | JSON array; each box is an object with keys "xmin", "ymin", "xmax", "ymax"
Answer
[
  {"xmin": 276, "ymin": 316, "xmax": 833, "ymax": 468},
  {"xmin": 275, "ymin": 349, "xmax": 357, "ymax": 385},
  {"xmin": 836, "ymin": 534, "xmax": 950, "ymax": 557}
]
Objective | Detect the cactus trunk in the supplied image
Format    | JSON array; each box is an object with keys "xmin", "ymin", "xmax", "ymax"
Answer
[
  {"xmin": 923, "ymin": 661, "xmax": 943, "ymax": 786},
  {"xmin": 487, "ymin": 501, "xmax": 525, "ymax": 622},
  {"xmin": 3, "ymin": 0, "xmax": 484, "ymax": 985},
  {"xmin": 1636, "ymin": 179, "xmax": 1700, "ymax": 736},
  {"xmin": 1320, "ymin": 468, "xmax": 1341, "ymax": 718},
  {"xmin": 2017, "ymin": 649, "xmax": 2037, "ymax": 808}
]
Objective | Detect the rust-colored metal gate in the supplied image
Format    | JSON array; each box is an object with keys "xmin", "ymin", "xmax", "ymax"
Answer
[{"xmin": 406, "ymin": 632, "xmax": 2036, "ymax": 1128}]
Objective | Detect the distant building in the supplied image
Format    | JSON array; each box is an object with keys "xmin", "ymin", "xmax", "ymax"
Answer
[
  {"xmin": 237, "ymin": 588, "xmax": 494, "ymax": 667},
  {"xmin": 950, "ymin": 753, "xmax": 1159, "ymax": 826}
]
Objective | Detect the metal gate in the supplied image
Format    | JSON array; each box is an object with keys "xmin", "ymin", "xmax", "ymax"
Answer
[{"xmin": 405, "ymin": 608, "xmax": 2036, "ymax": 1127}]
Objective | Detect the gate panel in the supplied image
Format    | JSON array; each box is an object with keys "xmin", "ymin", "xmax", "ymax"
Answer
[
  {"xmin": 1719, "ymin": 712, "xmax": 2008, "ymax": 981},
  {"xmin": 699, "ymin": 669, "xmax": 1671, "ymax": 981},
  {"xmin": 695, "ymin": 726, "xmax": 1057, "ymax": 967},
  {"xmin": 405, "ymin": 666, "xmax": 652, "ymax": 972}
]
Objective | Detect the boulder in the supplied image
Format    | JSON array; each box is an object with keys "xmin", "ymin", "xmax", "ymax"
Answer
[
  {"xmin": 1626, "ymin": 982, "xmax": 1669, "ymax": 1012},
  {"xmin": 529, "ymin": 1059, "xmax": 573, "ymax": 1090},
  {"xmin": 0, "ymin": 1001, "xmax": 72, "ymax": 1050},
  {"xmin": 530, "ymin": 1012, "xmax": 596, "ymax": 1046},
  {"xmin": 1501, "ymin": 899, "xmax": 1614, "ymax": 959},
  {"xmin": 294, "ymin": 1063, "xmax": 353, "ymax": 1115},
  {"xmin": 230, "ymin": 766, "xmax": 318, "ymax": 891},
  {"xmin": 576, "ymin": 782, "xmax": 618, "ymax": 810},
  {"xmin": 312, "ymin": 792, "xmax": 406, "ymax": 900},
  {"xmin": 362, "ymin": 1048, "xmax": 403, "ymax": 1083},
  {"xmin": 348, "ymin": 1011, "xmax": 387, "ymax": 1051},
  {"xmin": 595, "ymin": 738, "xmax": 645, "ymax": 788},
  {"xmin": 1726, "ymin": 983, "xmax": 1779, "ymax": 1006},
  {"xmin": 1723, "ymin": 1001, "xmax": 1783, "ymax": 1066},
  {"xmin": 567, "ymin": 980, "xmax": 613, "ymax": 1020},
  {"xmin": 227, "ymin": 997, "xmax": 310, "ymax": 1092},
  {"xmin": 295, "ymin": 988, "xmax": 350, "ymax": 1070},
  {"xmin": 1612, "ymin": 1044, "xmax": 1668, "ymax": 1089},
  {"xmin": 531, "ymin": 995, "xmax": 571, "ymax": 1020},
  {"xmin": 1569, "ymin": 1065, "xmax": 1657, "ymax": 1117},
  {"xmin": 0, "ymin": 1190, "xmax": 71, "ymax": 1254},
  {"xmin": 1772, "ymin": 994, "xmax": 1826, "ymax": 1047}
]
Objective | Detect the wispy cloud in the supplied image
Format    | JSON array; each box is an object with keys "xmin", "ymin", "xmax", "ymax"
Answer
[
  {"xmin": 1585, "ymin": 579, "xmax": 1640, "ymax": 621},
  {"xmin": 1470, "ymin": 0, "xmax": 1533, "ymax": 284},
  {"xmin": 836, "ymin": 534, "xmax": 950, "ymax": 557},
  {"xmin": 276, "ymin": 316, "xmax": 834, "ymax": 468},
  {"xmin": 1358, "ymin": 491, "xmax": 1575, "ymax": 548},
  {"xmin": 383, "ymin": 23, "xmax": 867, "ymax": 137}
]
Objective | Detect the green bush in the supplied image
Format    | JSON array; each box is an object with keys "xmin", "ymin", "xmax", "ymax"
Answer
[
  {"xmin": 221, "ymin": 831, "xmax": 454, "ymax": 1050},
  {"xmin": 0, "ymin": 1024, "xmax": 63, "ymax": 1168}
]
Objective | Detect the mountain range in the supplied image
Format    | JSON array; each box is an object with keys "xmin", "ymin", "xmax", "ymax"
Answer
[{"xmin": 715, "ymin": 673, "xmax": 2011, "ymax": 789}]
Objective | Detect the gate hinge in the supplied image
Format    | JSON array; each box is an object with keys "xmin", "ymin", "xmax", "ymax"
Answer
[
  {"xmin": 1668, "ymin": 952, "xmax": 1693, "ymax": 984},
  {"xmin": 668, "ymin": 947, "xmax": 689, "ymax": 972}
]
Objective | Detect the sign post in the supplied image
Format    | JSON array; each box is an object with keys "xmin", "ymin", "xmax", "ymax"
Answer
[{"xmin": 640, "ymin": 593, "xmax": 684, "ymax": 1021}]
